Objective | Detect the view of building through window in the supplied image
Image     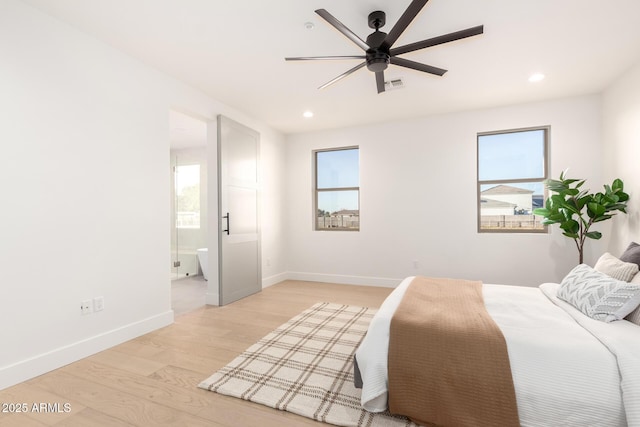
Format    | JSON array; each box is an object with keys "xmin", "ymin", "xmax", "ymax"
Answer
[
  {"xmin": 315, "ymin": 147, "xmax": 359, "ymax": 230},
  {"xmin": 175, "ymin": 164, "xmax": 200, "ymax": 228},
  {"xmin": 477, "ymin": 127, "xmax": 548, "ymax": 232}
]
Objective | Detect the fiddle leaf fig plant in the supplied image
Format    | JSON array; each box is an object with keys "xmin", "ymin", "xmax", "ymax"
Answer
[{"xmin": 533, "ymin": 171, "xmax": 629, "ymax": 264}]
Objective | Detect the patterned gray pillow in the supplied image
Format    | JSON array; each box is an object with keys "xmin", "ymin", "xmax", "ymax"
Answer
[{"xmin": 558, "ymin": 264, "xmax": 640, "ymax": 322}]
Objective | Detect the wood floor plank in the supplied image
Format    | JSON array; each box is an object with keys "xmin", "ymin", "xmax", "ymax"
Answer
[
  {"xmin": 60, "ymin": 359, "xmax": 220, "ymax": 416},
  {"xmin": 52, "ymin": 408, "xmax": 137, "ymax": 427},
  {"xmin": 31, "ymin": 370, "xmax": 217, "ymax": 426},
  {"xmin": 1, "ymin": 281, "xmax": 392, "ymax": 426},
  {"xmin": 109, "ymin": 337, "xmax": 167, "ymax": 359},
  {"xmin": 148, "ymin": 365, "xmax": 209, "ymax": 390},
  {"xmin": 0, "ymin": 414, "xmax": 48, "ymax": 426},
  {"xmin": 0, "ymin": 382, "xmax": 82, "ymax": 426},
  {"xmin": 155, "ymin": 344, "xmax": 236, "ymax": 374},
  {"xmin": 86, "ymin": 349, "xmax": 168, "ymax": 377},
  {"xmin": 135, "ymin": 328, "xmax": 258, "ymax": 359}
]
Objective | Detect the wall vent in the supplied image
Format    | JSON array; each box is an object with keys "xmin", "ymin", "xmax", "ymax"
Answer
[{"xmin": 384, "ymin": 78, "xmax": 405, "ymax": 91}]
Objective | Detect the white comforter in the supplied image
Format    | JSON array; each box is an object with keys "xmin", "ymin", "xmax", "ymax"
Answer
[{"xmin": 355, "ymin": 276, "xmax": 640, "ymax": 426}]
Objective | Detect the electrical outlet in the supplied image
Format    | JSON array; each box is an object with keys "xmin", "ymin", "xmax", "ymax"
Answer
[
  {"xmin": 93, "ymin": 296, "xmax": 104, "ymax": 312},
  {"xmin": 81, "ymin": 300, "xmax": 92, "ymax": 315}
]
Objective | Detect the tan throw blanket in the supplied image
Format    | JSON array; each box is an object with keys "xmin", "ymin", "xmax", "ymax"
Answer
[{"xmin": 388, "ymin": 276, "xmax": 520, "ymax": 427}]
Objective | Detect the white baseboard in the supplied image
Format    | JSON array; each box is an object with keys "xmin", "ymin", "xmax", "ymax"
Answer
[
  {"xmin": 262, "ymin": 272, "xmax": 289, "ymax": 288},
  {"xmin": 0, "ymin": 310, "xmax": 174, "ymax": 391},
  {"xmin": 286, "ymin": 271, "xmax": 402, "ymax": 288}
]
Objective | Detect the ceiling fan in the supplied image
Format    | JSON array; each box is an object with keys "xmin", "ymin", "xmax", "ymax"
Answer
[{"xmin": 285, "ymin": 0, "xmax": 483, "ymax": 94}]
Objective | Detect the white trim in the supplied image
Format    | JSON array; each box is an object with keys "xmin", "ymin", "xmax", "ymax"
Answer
[
  {"xmin": 0, "ymin": 311, "xmax": 174, "ymax": 391},
  {"xmin": 262, "ymin": 272, "xmax": 289, "ymax": 288},
  {"xmin": 286, "ymin": 271, "xmax": 402, "ymax": 288}
]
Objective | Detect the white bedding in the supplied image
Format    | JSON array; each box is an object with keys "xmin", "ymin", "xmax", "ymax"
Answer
[{"xmin": 355, "ymin": 276, "xmax": 640, "ymax": 426}]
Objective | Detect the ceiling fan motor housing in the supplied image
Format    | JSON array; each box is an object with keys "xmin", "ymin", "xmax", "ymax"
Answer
[{"xmin": 365, "ymin": 48, "xmax": 390, "ymax": 72}]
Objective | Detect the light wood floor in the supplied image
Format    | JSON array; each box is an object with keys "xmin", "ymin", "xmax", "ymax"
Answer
[{"xmin": 0, "ymin": 280, "xmax": 393, "ymax": 426}]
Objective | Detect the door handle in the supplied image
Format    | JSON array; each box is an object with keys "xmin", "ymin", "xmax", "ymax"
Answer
[{"xmin": 223, "ymin": 212, "xmax": 230, "ymax": 235}]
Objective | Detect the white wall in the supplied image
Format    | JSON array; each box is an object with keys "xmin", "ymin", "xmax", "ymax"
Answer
[
  {"xmin": 286, "ymin": 95, "xmax": 605, "ymax": 287},
  {"xmin": 602, "ymin": 60, "xmax": 640, "ymax": 254},
  {"xmin": 0, "ymin": 0, "xmax": 287, "ymax": 389},
  {"xmin": 260, "ymin": 125, "xmax": 289, "ymax": 287}
]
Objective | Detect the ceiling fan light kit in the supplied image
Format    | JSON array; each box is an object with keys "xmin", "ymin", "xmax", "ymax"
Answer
[{"xmin": 285, "ymin": 0, "xmax": 484, "ymax": 94}]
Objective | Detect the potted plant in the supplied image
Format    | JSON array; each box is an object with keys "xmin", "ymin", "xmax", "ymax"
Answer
[{"xmin": 533, "ymin": 171, "xmax": 629, "ymax": 264}]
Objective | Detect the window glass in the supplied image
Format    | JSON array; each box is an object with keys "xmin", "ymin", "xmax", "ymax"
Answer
[
  {"xmin": 478, "ymin": 129, "xmax": 545, "ymax": 181},
  {"xmin": 175, "ymin": 164, "xmax": 200, "ymax": 228},
  {"xmin": 315, "ymin": 147, "xmax": 359, "ymax": 231},
  {"xmin": 316, "ymin": 148, "xmax": 359, "ymax": 189},
  {"xmin": 477, "ymin": 128, "xmax": 548, "ymax": 233}
]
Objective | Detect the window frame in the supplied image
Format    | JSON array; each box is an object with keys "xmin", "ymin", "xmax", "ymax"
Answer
[
  {"xmin": 476, "ymin": 126, "xmax": 550, "ymax": 234},
  {"xmin": 313, "ymin": 146, "xmax": 360, "ymax": 232}
]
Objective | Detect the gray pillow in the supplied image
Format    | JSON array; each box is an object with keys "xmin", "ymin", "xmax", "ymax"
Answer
[
  {"xmin": 558, "ymin": 264, "xmax": 640, "ymax": 322},
  {"xmin": 620, "ymin": 242, "xmax": 640, "ymax": 267},
  {"xmin": 626, "ymin": 306, "xmax": 640, "ymax": 325}
]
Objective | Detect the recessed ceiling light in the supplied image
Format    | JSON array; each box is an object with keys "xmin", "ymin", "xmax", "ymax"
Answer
[
  {"xmin": 304, "ymin": 22, "xmax": 315, "ymax": 30},
  {"xmin": 303, "ymin": 111, "xmax": 314, "ymax": 118},
  {"xmin": 528, "ymin": 73, "xmax": 545, "ymax": 83}
]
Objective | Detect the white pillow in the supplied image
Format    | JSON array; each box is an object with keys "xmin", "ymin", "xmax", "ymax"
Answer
[
  {"xmin": 594, "ymin": 252, "xmax": 639, "ymax": 281},
  {"xmin": 558, "ymin": 264, "xmax": 640, "ymax": 322}
]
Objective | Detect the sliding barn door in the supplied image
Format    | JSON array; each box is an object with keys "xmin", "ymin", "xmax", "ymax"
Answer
[{"xmin": 218, "ymin": 115, "xmax": 261, "ymax": 305}]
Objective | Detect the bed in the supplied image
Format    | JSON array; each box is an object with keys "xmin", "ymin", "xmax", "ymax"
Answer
[{"xmin": 354, "ymin": 275, "xmax": 640, "ymax": 427}]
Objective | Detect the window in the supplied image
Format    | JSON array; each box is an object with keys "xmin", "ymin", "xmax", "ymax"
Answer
[
  {"xmin": 477, "ymin": 127, "xmax": 548, "ymax": 232},
  {"xmin": 314, "ymin": 147, "xmax": 359, "ymax": 231},
  {"xmin": 175, "ymin": 164, "xmax": 200, "ymax": 228}
]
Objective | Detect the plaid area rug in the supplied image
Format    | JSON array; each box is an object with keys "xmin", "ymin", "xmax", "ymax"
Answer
[{"xmin": 199, "ymin": 302, "xmax": 416, "ymax": 427}]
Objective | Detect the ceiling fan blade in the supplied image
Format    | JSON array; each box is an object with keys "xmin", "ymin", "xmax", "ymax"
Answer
[
  {"xmin": 381, "ymin": 0, "xmax": 429, "ymax": 50},
  {"xmin": 375, "ymin": 71, "xmax": 386, "ymax": 93},
  {"xmin": 390, "ymin": 57, "xmax": 447, "ymax": 76},
  {"xmin": 285, "ymin": 55, "xmax": 366, "ymax": 61},
  {"xmin": 315, "ymin": 9, "xmax": 369, "ymax": 51},
  {"xmin": 390, "ymin": 25, "xmax": 484, "ymax": 56},
  {"xmin": 318, "ymin": 62, "xmax": 367, "ymax": 90}
]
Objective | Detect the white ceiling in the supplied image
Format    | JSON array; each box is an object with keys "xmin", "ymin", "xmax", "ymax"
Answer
[{"xmin": 22, "ymin": 0, "xmax": 640, "ymax": 135}]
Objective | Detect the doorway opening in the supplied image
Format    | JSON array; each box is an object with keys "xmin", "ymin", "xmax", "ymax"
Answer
[{"xmin": 170, "ymin": 110, "xmax": 208, "ymax": 315}]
